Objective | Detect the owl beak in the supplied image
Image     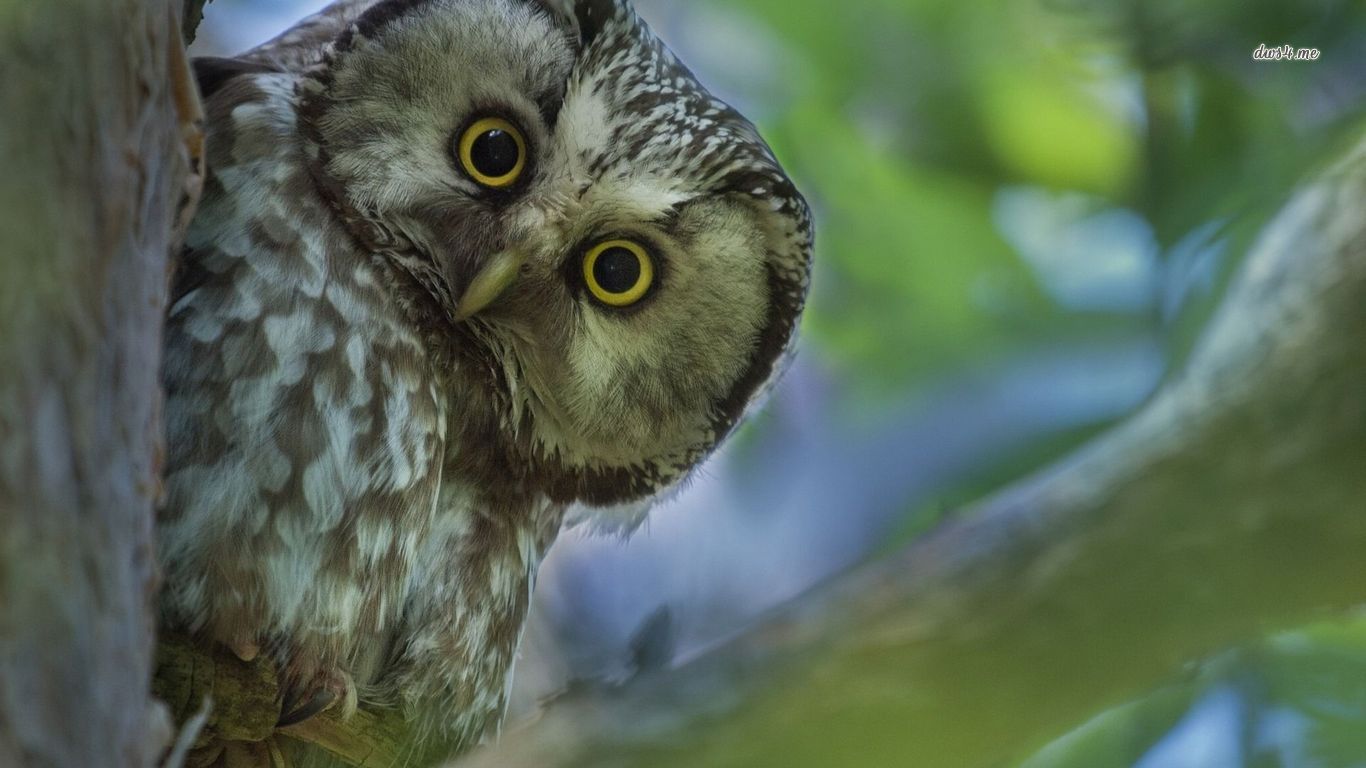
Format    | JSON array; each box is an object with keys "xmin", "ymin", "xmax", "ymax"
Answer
[{"xmin": 454, "ymin": 249, "xmax": 527, "ymax": 320}]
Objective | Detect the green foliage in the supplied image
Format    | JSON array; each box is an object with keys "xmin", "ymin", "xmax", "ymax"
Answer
[
  {"xmin": 714, "ymin": 0, "xmax": 1366, "ymax": 762},
  {"xmin": 884, "ymin": 420, "xmax": 1110, "ymax": 554},
  {"xmin": 1025, "ymin": 618, "xmax": 1366, "ymax": 767},
  {"xmin": 723, "ymin": 0, "xmax": 1366, "ymax": 398},
  {"xmin": 1021, "ymin": 686, "xmax": 1201, "ymax": 768}
]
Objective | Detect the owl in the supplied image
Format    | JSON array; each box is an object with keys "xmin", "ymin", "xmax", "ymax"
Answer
[{"xmin": 159, "ymin": 0, "xmax": 811, "ymax": 764}]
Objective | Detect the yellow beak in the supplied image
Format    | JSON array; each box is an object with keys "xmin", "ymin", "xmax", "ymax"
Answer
[{"xmin": 454, "ymin": 249, "xmax": 527, "ymax": 320}]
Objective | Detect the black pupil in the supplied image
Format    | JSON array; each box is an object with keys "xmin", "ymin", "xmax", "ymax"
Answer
[
  {"xmin": 469, "ymin": 129, "xmax": 519, "ymax": 178},
  {"xmin": 593, "ymin": 248, "xmax": 642, "ymax": 294}
]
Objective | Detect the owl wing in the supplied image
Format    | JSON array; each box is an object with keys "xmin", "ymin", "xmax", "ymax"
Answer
[
  {"xmin": 234, "ymin": 0, "xmax": 584, "ymax": 72},
  {"xmin": 237, "ymin": 0, "xmax": 383, "ymax": 72},
  {"xmin": 192, "ymin": 1, "xmax": 385, "ymax": 100},
  {"xmin": 161, "ymin": 66, "xmax": 448, "ymax": 684}
]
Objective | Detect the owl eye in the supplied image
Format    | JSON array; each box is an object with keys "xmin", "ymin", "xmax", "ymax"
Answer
[
  {"xmin": 582, "ymin": 240, "xmax": 655, "ymax": 307},
  {"xmin": 455, "ymin": 117, "xmax": 527, "ymax": 189}
]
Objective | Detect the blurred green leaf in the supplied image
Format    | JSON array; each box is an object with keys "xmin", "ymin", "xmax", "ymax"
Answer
[{"xmin": 1020, "ymin": 685, "xmax": 1200, "ymax": 768}]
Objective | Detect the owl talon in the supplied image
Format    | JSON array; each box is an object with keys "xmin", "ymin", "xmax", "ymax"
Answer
[
  {"xmin": 277, "ymin": 688, "xmax": 335, "ymax": 726},
  {"xmin": 277, "ymin": 668, "xmax": 356, "ymax": 726}
]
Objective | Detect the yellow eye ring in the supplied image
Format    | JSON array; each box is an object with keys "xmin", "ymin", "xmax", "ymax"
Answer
[
  {"xmin": 456, "ymin": 117, "xmax": 527, "ymax": 189},
  {"xmin": 582, "ymin": 240, "xmax": 655, "ymax": 307}
]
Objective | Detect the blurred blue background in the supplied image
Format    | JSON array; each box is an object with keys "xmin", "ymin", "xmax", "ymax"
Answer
[{"xmin": 194, "ymin": 1, "xmax": 1366, "ymax": 764}]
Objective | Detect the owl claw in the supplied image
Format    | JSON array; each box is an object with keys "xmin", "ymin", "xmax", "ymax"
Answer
[
  {"xmin": 277, "ymin": 668, "xmax": 356, "ymax": 727},
  {"xmin": 277, "ymin": 688, "xmax": 335, "ymax": 726}
]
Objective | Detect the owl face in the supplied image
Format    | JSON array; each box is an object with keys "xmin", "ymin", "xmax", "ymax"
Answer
[{"xmin": 300, "ymin": 0, "xmax": 811, "ymax": 507}]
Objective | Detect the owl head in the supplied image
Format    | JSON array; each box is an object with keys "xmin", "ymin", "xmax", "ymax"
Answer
[{"xmin": 298, "ymin": 0, "xmax": 812, "ymax": 515}]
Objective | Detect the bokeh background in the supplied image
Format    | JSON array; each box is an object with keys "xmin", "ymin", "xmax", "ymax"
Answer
[{"xmin": 194, "ymin": 1, "xmax": 1366, "ymax": 764}]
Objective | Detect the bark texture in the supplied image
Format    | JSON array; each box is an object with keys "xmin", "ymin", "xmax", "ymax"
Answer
[
  {"xmin": 0, "ymin": 2, "xmax": 199, "ymax": 765},
  {"xmin": 453, "ymin": 134, "xmax": 1366, "ymax": 767}
]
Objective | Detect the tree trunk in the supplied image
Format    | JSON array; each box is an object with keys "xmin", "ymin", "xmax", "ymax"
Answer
[
  {"xmin": 455, "ymin": 134, "xmax": 1366, "ymax": 767},
  {"xmin": 0, "ymin": 2, "xmax": 200, "ymax": 765}
]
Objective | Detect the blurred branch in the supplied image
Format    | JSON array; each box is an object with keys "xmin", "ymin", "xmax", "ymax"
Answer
[{"xmin": 456, "ymin": 135, "xmax": 1366, "ymax": 768}]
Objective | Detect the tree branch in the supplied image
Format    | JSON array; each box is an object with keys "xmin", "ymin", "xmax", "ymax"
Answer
[{"xmin": 453, "ymin": 136, "xmax": 1366, "ymax": 767}]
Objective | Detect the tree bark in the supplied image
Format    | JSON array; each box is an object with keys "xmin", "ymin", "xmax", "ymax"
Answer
[
  {"xmin": 182, "ymin": 0, "xmax": 212, "ymax": 43},
  {"xmin": 453, "ymin": 134, "xmax": 1366, "ymax": 767},
  {"xmin": 0, "ymin": 2, "xmax": 200, "ymax": 766}
]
